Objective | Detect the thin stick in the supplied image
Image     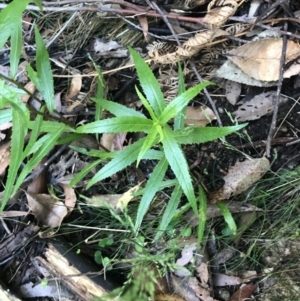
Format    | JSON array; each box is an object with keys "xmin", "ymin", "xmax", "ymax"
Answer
[{"xmin": 265, "ymin": 23, "xmax": 288, "ymax": 157}]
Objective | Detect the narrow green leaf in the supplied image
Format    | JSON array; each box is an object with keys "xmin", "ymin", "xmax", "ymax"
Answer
[
  {"xmin": 34, "ymin": 25, "xmax": 55, "ymax": 113},
  {"xmin": 92, "ymin": 98, "xmax": 145, "ymax": 118},
  {"xmin": 57, "ymin": 133, "xmax": 83, "ymax": 145},
  {"xmin": 135, "ymin": 157, "xmax": 168, "ymax": 231},
  {"xmin": 197, "ymin": 185, "xmax": 207, "ymax": 246},
  {"xmin": 173, "ymin": 124, "xmax": 247, "ymax": 145},
  {"xmin": 13, "ymin": 125, "xmax": 65, "ymax": 195},
  {"xmin": 155, "ymin": 183, "xmax": 182, "ymax": 241},
  {"xmin": 162, "ymin": 125, "xmax": 197, "ymax": 214},
  {"xmin": 174, "ymin": 63, "xmax": 186, "ymax": 130},
  {"xmin": 0, "ymin": 108, "xmax": 12, "ymax": 125},
  {"xmin": 159, "ymin": 82, "xmax": 212, "ymax": 125},
  {"xmin": 28, "ymin": 120, "xmax": 74, "ymax": 133},
  {"xmin": 69, "ymin": 158, "xmax": 102, "ymax": 188},
  {"xmin": 0, "ymin": 0, "xmax": 30, "ymax": 49},
  {"xmin": 136, "ymin": 126, "xmax": 158, "ymax": 166},
  {"xmin": 87, "ymin": 138, "xmax": 146, "ymax": 188},
  {"xmin": 76, "ymin": 116, "xmax": 153, "ymax": 134},
  {"xmin": 26, "ymin": 63, "xmax": 40, "ymax": 88},
  {"xmin": 9, "ymin": 18, "xmax": 22, "ymax": 78},
  {"xmin": 216, "ymin": 202, "xmax": 237, "ymax": 236},
  {"xmin": 89, "ymin": 55, "xmax": 104, "ymax": 141},
  {"xmin": 1, "ymin": 105, "xmax": 28, "ymax": 211},
  {"xmin": 129, "ymin": 47, "xmax": 166, "ymax": 116},
  {"xmin": 23, "ymin": 106, "xmax": 44, "ymax": 158},
  {"xmin": 135, "ymin": 86, "xmax": 157, "ymax": 122}
]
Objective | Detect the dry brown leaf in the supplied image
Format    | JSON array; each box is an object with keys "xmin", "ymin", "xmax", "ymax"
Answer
[
  {"xmin": 27, "ymin": 158, "xmax": 48, "ymax": 194},
  {"xmin": 100, "ymin": 133, "xmax": 116, "ymax": 151},
  {"xmin": 209, "ymin": 157, "xmax": 270, "ymax": 203},
  {"xmin": 229, "ymin": 283, "xmax": 256, "ymax": 301},
  {"xmin": 188, "ymin": 277, "xmax": 214, "ymax": 301},
  {"xmin": 170, "ymin": 274, "xmax": 199, "ymax": 301},
  {"xmin": 156, "ymin": 293, "xmax": 186, "ymax": 301},
  {"xmin": 196, "ymin": 262, "xmax": 209, "ymax": 284},
  {"xmin": 137, "ymin": 15, "xmax": 149, "ymax": 42},
  {"xmin": 232, "ymin": 92, "xmax": 288, "ymax": 121},
  {"xmin": 26, "ymin": 192, "xmax": 68, "ymax": 228},
  {"xmin": 227, "ymin": 38, "xmax": 300, "ymax": 81},
  {"xmin": 61, "ymin": 184, "xmax": 76, "ymax": 211},
  {"xmin": 115, "ymin": 183, "xmax": 141, "ymax": 212},
  {"xmin": 0, "ymin": 142, "xmax": 10, "ymax": 176},
  {"xmin": 185, "ymin": 106, "xmax": 216, "ymax": 126},
  {"xmin": 214, "ymin": 274, "xmax": 242, "ymax": 286},
  {"xmin": 175, "ymin": 242, "xmax": 197, "ymax": 267},
  {"xmin": 65, "ymin": 76, "xmax": 82, "ymax": 100},
  {"xmin": 203, "ymin": 0, "xmax": 239, "ymax": 28},
  {"xmin": 225, "ymin": 80, "xmax": 241, "ymax": 105},
  {"xmin": 20, "ymin": 81, "xmax": 36, "ymax": 103}
]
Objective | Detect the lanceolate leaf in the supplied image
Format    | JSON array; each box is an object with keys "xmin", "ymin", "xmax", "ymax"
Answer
[
  {"xmin": 135, "ymin": 157, "xmax": 168, "ymax": 231},
  {"xmin": 69, "ymin": 159, "xmax": 102, "ymax": 188},
  {"xmin": 129, "ymin": 47, "xmax": 166, "ymax": 116},
  {"xmin": 94, "ymin": 98, "xmax": 145, "ymax": 118},
  {"xmin": 1, "ymin": 104, "xmax": 28, "ymax": 211},
  {"xmin": 159, "ymin": 82, "xmax": 212, "ymax": 125},
  {"xmin": 197, "ymin": 185, "xmax": 207, "ymax": 245},
  {"xmin": 155, "ymin": 183, "xmax": 182, "ymax": 240},
  {"xmin": 77, "ymin": 116, "xmax": 153, "ymax": 134},
  {"xmin": 173, "ymin": 124, "xmax": 246, "ymax": 144},
  {"xmin": 23, "ymin": 106, "xmax": 44, "ymax": 158},
  {"xmin": 174, "ymin": 63, "xmax": 186, "ymax": 130},
  {"xmin": 87, "ymin": 138, "xmax": 146, "ymax": 188},
  {"xmin": 162, "ymin": 126, "xmax": 197, "ymax": 214},
  {"xmin": 216, "ymin": 202, "xmax": 237, "ymax": 235},
  {"xmin": 9, "ymin": 18, "xmax": 22, "ymax": 78},
  {"xmin": 13, "ymin": 125, "xmax": 65, "ymax": 195},
  {"xmin": 137, "ymin": 126, "xmax": 158, "ymax": 166},
  {"xmin": 135, "ymin": 86, "xmax": 157, "ymax": 121},
  {"xmin": 0, "ymin": 0, "xmax": 30, "ymax": 49},
  {"xmin": 34, "ymin": 25, "xmax": 55, "ymax": 113},
  {"xmin": 0, "ymin": 108, "xmax": 12, "ymax": 125}
]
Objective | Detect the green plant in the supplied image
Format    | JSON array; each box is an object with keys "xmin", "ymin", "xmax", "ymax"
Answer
[
  {"xmin": 0, "ymin": 0, "xmax": 73, "ymax": 210},
  {"xmin": 72, "ymin": 48, "xmax": 246, "ymax": 241}
]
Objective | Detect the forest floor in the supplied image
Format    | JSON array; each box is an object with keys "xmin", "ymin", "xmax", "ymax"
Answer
[{"xmin": 1, "ymin": 0, "xmax": 300, "ymax": 300}]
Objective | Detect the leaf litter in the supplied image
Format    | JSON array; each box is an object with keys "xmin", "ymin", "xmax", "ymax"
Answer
[{"xmin": 1, "ymin": 0, "xmax": 300, "ymax": 300}]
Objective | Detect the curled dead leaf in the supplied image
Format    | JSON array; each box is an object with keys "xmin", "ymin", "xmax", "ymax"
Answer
[
  {"xmin": 209, "ymin": 157, "xmax": 270, "ymax": 203},
  {"xmin": 26, "ymin": 192, "xmax": 68, "ymax": 228},
  {"xmin": 65, "ymin": 76, "xmax": 82, "ymax": 101}
]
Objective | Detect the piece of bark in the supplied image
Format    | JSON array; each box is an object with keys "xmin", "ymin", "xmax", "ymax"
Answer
[{"xmin": 35, "ymin": 242, "xmax": 117, "ymax": 300}]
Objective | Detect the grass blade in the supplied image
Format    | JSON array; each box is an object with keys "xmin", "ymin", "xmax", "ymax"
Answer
[
  {"xmin": 197, "ymin": 185, "xmax": 207, "ymax": 245},
  {"xmin": 162, "ymin": 125, "xmax": 197, "ymax": 214},
  {"xmin": 135, "ymin": 157, "xmax": 168, "ymax": 230},
  {"xmin": 216, "ymin": 202, "xmax": 237, "ymax": 235},
  {"xmin": 129, "ymin": 47, "xmax": 166, "ymax": 116},
  {"xmin": 174, "ymin": 63, "xmax": 186, "ymax": 130}
]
